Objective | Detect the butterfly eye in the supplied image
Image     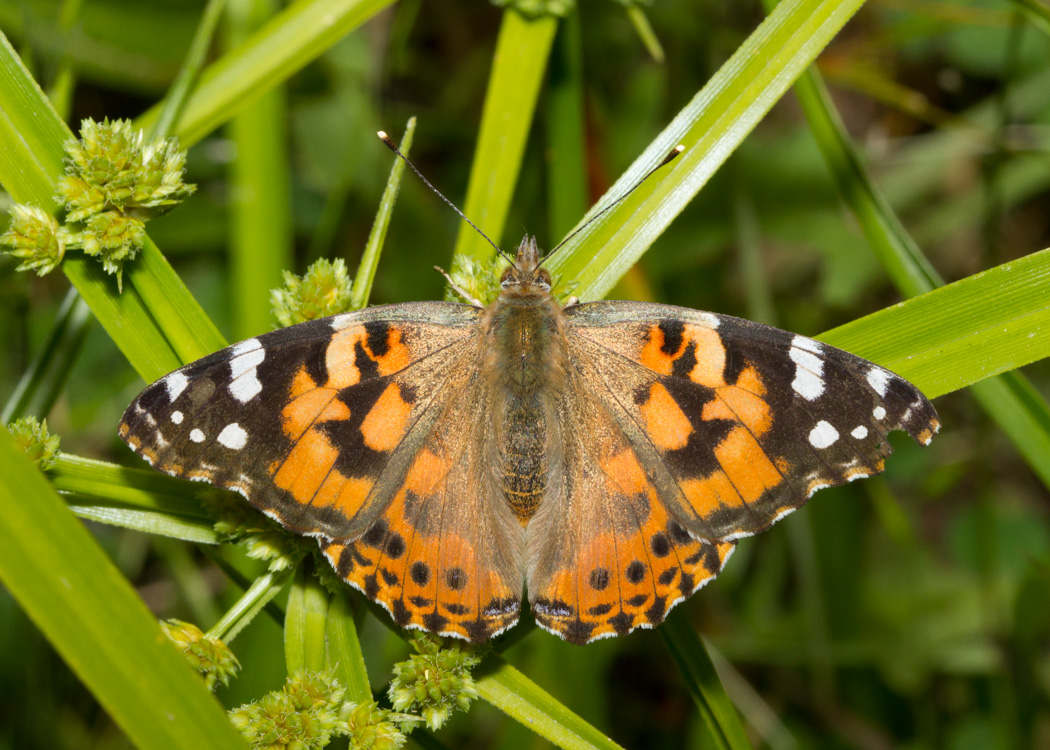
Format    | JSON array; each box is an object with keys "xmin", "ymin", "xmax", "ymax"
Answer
[{"xmin": 537, "ymin": 268, "xmax": 552, "ymax": 288}]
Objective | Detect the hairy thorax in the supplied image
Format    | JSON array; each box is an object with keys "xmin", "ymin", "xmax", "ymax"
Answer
[{"xmin": 481, "ymin": 289, "xmax": 568, "ymax": 525}]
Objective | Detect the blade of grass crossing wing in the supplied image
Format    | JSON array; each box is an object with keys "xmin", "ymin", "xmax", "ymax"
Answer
[
  {"xmin": 227, "ymin": 0, "xmax": 294, "ymax": 339},
  {"xmin": 475, "ymin": 654, "xmax": 627, "ymax": 750},
  {"xmin": 451, "ymin": 9, "xmax": 558, "ymax": 266},
  {"xmin": 351, "ymin": 117, "xmax": 416, "ymax": 309},
  {"xmin": 787, "ymin": 56, "xmax": 1050, "ymax": 488},
  {"xmin": 0, "ymin": 431, "xmax": 246, "ymax": 749},
  {"xmin": 819, "ymin": 248, "xmax": 1050, "ymax": 397},
  {"xmin": 660, "ymin": 610, "xmax": 753, "ymax": 750},
  {"xmin": 545, "ymin": 0, "xmax": 868, "ymax": 300}
]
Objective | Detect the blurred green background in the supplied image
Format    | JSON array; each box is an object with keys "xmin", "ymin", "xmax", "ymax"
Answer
[{"xmin": 2, "ymin": 0, "xmax": 1050, "ymax": 748}]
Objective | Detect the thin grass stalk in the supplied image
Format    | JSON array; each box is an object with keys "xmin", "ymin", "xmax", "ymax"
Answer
[
  {"xmin": 150, "ymin": 0, "xmax": 228, "ymax": 140},
  {"xmin": 1, "ymin": 288, "xmax": 92, "ymax": 422},
  {"xmin": 351, "ymin": 117, "xmax": 416, "ymax": 309},
  {"xmin": 546, "ymin": 12, "xmax": 588, "ymax": 242},
  {"xmin": 451, "ymin": 9, "xmax": 558, "ymax": 266},
  {"xmin": 660, "ymin": 609, "xmax": 753, "ymax": 750},
  {"xmin": 285, "ymin": 562, "xmax": 330, "ymax": 673},
  {"xmin": 227, "ymin": 0, "xmax": 293, "ymax": 339},
  {"xmin": 135, "ymin": 0, "xmax": 397, "ymax": 147}
]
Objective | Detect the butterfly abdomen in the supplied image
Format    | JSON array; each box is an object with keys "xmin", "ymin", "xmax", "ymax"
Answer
[{"xmin": 484, "ymin": 289, "xmax": 567, "ymax": 525}]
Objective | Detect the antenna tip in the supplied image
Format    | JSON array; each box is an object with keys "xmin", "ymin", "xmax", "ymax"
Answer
[{"xmin": 658, "ymin": 144, "xmax": 685, "ymax": 168}]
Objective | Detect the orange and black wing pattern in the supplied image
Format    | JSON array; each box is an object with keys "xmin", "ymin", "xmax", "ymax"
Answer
[
  {"xmin": 563, "ymin": 301, "xmax": 939, "ymax": 542},
  {"xmin": 120, "ymin": 301, "xmax": 524, "ymax": 640},
  {"xmin": 525, "ymin": 349, "xmax": 736, "ymax": 643}
]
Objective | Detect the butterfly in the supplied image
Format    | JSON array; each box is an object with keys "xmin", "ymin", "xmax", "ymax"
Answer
[{"xmin": 120, "ymin": 236, "xmax": 939, "ymax": 644}]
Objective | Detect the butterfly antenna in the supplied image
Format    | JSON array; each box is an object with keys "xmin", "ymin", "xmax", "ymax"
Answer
[
  {"xmin": 377, "ymin": 131, "xmax": 516, "ymax": 267},
  {"xmin": 543, "ymin": 144, "xmax": 685, "ymax": 262}
]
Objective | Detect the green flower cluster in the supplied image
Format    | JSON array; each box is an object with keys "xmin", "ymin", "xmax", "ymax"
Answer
[
  {"xmin": 58, "ymin": 117, "xmax": 194, "ymax": 221},
  {"xmin": 1, "ymin": 118, "xmax": 194, "ymax": 290},
  {"xmin": 6, "ymin": 416, "xmax": 61, "ymax": 470},
  {"xmin": 159, "ymin": 619, "xmax": 240, "ymax": 691},
  {"xmin": 205, "ymin": 493, "xmax": 308, "ymax": 573},
  {"xmin": 444, "ymin": 254, "xmax": 508, "ymax": 306},
  {"xmin": 388, "ymin": 634, "xmax": 481, "ymax": 731},
  {"xmin": 0, "ymin": 205, "xmax": 68, "ymax": 276},
  {"xmin": 230, "ymin": 670, "xmax": 407, "ymax": 750},
  {"xmin": 271, "ymin": 258, "xmax": 356, "ymax": 327}
]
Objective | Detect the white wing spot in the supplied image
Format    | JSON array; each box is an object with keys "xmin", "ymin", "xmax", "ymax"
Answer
[
  {"xmin": 171, "ymin": 411, "xmax": 184, "ymax": 424},
  {"xmin": 809, "ymin": 420, "xmax": 839, "ymax": 449},
  {"xmin": 217, "ymin": 423, "xmax": 248, "ymax": 450},
  {"xmin": 229, "ymin": 338, "xmax": 266, "ymax": 403},
  {"xmin": 866, "ymin": 367, "xmax": 891, "ymax": 396},
  {"xmin": 189, "ymin": 428, "xmax": 206, "ymax": 443},
  {"xmin": 873, "ymin": 405, "xmax": 887, "ymax": 420},
  {"xmin": 230, "ymin": 376, "xmax": 263, "ymax": 403},
  {"xmin": 792, "ymin": 335, "xmax": 822, "ymax": 354},
  {"xmin": 851, "ymin": 425, "xmax": 869, "ymax": 439},
  {"xmin": 164, "ymin": 371, "xmax": 189, "ymax": 402},
  {"xmin": 790, "ymin": 336, "xmax": 825, "ymax": 401}
]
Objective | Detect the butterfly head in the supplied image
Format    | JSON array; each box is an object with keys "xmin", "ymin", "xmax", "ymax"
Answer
[{"xmin": 500, "ymin": 236, "xmax": 552, "ymax": 293}]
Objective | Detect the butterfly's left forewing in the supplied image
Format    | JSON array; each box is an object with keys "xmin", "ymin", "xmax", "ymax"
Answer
[
  {"xmin": 562, "ymin": 301, "xmax": 940, "ymax": 542},
  {"xmin": 120, "ymin": 303, "xmax": 481, "ymax": 538}
]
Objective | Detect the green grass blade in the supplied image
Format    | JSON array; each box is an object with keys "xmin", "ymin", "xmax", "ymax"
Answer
[
  {"xmin": 326, "ymin": 590, "xmax": 372, "ymax": 702},
  {"xmin": 227, "ymin": 0, "xmax": 293, "ymax": 339},
  {"xmin": 820, "ymin": 247, "xmax": 1050, "ymax": 397},
  {"xmin": 545, "ymin": 0, "xmax": 868, "ymax": 300},
  {"xmin": 126, "ymin": 239, "xmax": 228, "ymax": 365},
  {"xmin": 209, "ymin": 567, "xmax": 294, "ymax": 642},
  {"xmin": 475, "ymin": 653, "xmax": 626, "ymax": 750},
  {"xmin": 285, "ymin": 563, "xmax": 329, "ymax": 673},
  {"xmin": 352, "ymin": 117, "xmax": 415, "ymax": 309},
  {"xmin": 150, "ymin": 0, "xmax": 228, "ymax": 140},
  {"xmin": 660, "ymin": 609, "xmax": 752, "ymax": 750},
  {"xmin": 48, "ymin": 453, "xmax": 219, "ymax": 520},
  {"xmin": 0, "ymin": 430, "xmax": 246, "ymax": 749},
  {"xmin": 451, "ymin": 9, "xmax": 558, "ymax": 265},
  {"xmin": 135, "ymin": 0, "xmax": 396, "ymax": 147},
  {"xmin": 790, "ymin": 67, "xmax": 939, "ymax": 297},
  {"xmin": 1011, "ymin": 0, "xmax": 1050, "ymax": 37},
  {"xmin": 65, "ymin": 501, "xmax": 219, "ymax": 544},
  {"xmin": 0, "ymin": 33, "xmax": 68, "ymax": 203},
  {"xmin": 546, "ymin": 13, "xmax": 588, "ymax": 241}
]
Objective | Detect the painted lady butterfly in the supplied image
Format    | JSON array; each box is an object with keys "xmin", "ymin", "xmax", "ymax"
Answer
[{"xmin": 120, "ymin": 234, "xmax": 938, "ymax": 644}]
